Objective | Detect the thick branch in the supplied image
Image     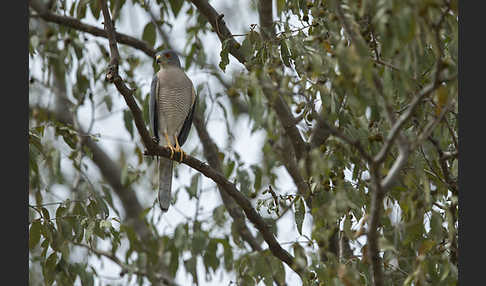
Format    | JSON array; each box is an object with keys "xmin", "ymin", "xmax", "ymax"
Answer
[
  {"xmin": 367, "ymin": 165, "xmax": 385, "ymax": 286},
  {"xmin": 258, "ymin": 0, "xmax": 275, "ymax": 39}
]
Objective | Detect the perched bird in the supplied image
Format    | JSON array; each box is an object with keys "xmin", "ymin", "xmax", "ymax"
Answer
[{"xmin": 149, "ymin": 50, "xmax": 197, "ymax": 212}]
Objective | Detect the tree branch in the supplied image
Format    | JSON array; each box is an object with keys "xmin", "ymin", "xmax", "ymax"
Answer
[
  {"xmin": 257, "ymin": 0, "xmax": 275, "ymax": 39},
  {"xmin": 367, "ymin": 165, "xmax": 385, "ymax": 286}
]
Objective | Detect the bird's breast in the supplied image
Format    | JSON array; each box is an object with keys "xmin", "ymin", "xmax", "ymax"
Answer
[{"xmin": 158, "ymin": 86, "xmax": 193, "ymax": 134}]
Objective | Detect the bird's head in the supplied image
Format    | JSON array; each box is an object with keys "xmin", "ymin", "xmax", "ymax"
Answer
[{"xmin": 155, "ymin": 50, "xmax": 181, "ymax": 68}]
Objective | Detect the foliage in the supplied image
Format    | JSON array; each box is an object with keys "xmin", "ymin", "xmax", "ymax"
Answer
[{"xmin": 29, "ymin": 0, "xmax": 457, "ymax": 285}]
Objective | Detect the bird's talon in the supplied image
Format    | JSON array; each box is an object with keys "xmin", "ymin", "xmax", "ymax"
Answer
[
  {"xmin": 169, "ymin": 147, "xmax": 175, "ymax": 160},
  {"xmin": 178, "ymin": 150, "xmax": 185, "ymax": 162}
]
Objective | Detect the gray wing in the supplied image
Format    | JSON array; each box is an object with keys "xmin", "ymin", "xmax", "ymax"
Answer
[
  {"xmin": 177, "ymin": 93, "xmax": 197, "ymax": 146},
  {"xmin": 149, "ymin": 74, "xmax": 159, "ymax": 140}
]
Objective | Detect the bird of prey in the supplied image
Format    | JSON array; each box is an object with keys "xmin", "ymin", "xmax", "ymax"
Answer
[{"xmin": 149, "ymin": 50, "xmax": 196, "ymax": 212}]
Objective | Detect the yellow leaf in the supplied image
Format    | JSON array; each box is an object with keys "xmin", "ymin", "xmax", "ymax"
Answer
[
  {"xmin": 435, "ymin": 85, "xmax": 448, "ymax": 116},
  {"xmin": 418, "ymin": 239, "xmax": 435, "ymax": 256},
  {"xmin": 322, "ymin": 40, "xmax": 332, "ymax": 54}
]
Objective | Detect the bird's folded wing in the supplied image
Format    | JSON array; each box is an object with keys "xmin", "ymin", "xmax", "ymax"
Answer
[{"xmin": 149, "ymin": 74, "xmax": 160, "ymax": 140}]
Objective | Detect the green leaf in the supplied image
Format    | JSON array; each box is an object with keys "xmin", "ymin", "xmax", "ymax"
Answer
[
  {"xmin": 55, "ymin": 206, "xmax": 67, "ymax": 219},
  {"xmin": 221, "ymin": 238, "xmax": 233, "ymax": 271},
  {"xmin": 99, "ymin": 220, "xmax": 112, "ymax": 229},
  {"xmin": 173, "ymin": 223, "xmax": 187, "ymax": 249},
  {"xmin": 236, "ymin": 168, "xmax": 252, "ymax": 197},
  {"xmin": 93, "ymin": 191, "xmax": 110, "ymax": 219},
  {"xmin": 219, "ymin": 39, "xmax": 230, "ymax": 72},
  {"xmin": 269, "ymin": 256, "xmax": 286, "ymax": 285},
  {"xmin": 29, "ymin": 220, "xmax": 42, "ymax": 250},
  {"xmin": 292, "ymin": 243, "xmax": 307, "ymax": 268},
  {"xmin": 184, "ymin": 256, "xmax": 198, "ymax": 282},
  {"xmin": 294, "ymin": 197, "xmax": 305, "ymax": 235},
  {"xmin": 44, "ymin": 252, "xmax": 58, "ymax": 285},
  {"xmin": 277, "ymin": 0, "xmax": 286, "ymax": 15},
  {"xmin": 142, "ymin": 22, "xmax": 156, "ymax": 47},
  {"xmin": 89, "ymin": 0, "xmax": 100, "ymax": 19},
  {"xmin": 240, "ymin": 36, "xmax": 253, "ymax": 59},
  {"xmin": 29, "ymin": 132, "xmax": 43, "ymax": 154},
  {"xmin": 169, "ymin": 0, "xmax": 184, "ymax": 17},
  {"xmin": 103, "ymin": 95, "xmax": 113, "ymax": 112},
  {"xmin": 46, "ymin": 251, "xmax": 58, "ymax": 269},
  {"xmin": 251, "ymin": 165, "xmax": 263, "ymax": 191},
  {"xmin": 203, "ymin": 239, "xmax": 220, "ymax": 273},
  {"xmin": 254, "ymin": 252, "xmax": 272, "ymax": 280},
  {"xmin": 29, "ymin": 152, "xmax": 39, "ymax": 176},
  {"xmin": 169, "ymin": 245, "xmax": 180, "ymax": 276},
  {"xmin": 78, "ymin": 267, "xmax": 94, "ymax": 286},
  {"xmin": 186, "ymin": 174, "xmax": 200, "ymax": 199},
  {"xmin": 123, "ymin": 110, "xmax": 134, "ymax": 139},
  {"xmin": 41, "ymin": 207, "xmax": 50, "ymax": 221},
  {"xmin": 192, "ymin": 229, "xmax": 207, "ymax": 255},
  {"xmin": 230, "ymin": 221, "xmax": 243, "ymax": 248},
  {"xmin": 213, "ymin": 205, "xmax": 226, "ymax": 227},
  {"xmin": 224, "ymin": 160, "xmax": 235, "ymax": 178},
  {"xmin": 280, "ymin": 40, "xmax": 292, "ymax": 67},
  {"xmin": 85, "ymin": 220, "xmax": 96, "ymax": 243},
  {"xmin": 76, "ymin": 1, "xmax": 87, "ymax": 18}
]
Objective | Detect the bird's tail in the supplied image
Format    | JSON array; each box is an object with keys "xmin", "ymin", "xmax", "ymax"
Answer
[{"xmin": 158, "ymin": 157, "xmax": 173, "ymax": 212}]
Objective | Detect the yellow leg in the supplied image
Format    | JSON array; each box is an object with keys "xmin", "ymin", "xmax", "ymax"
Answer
[
  {"xmin": 163, "ymin": 132, "xmax": 175, "ymax": 159},
  {"xmin": 173, "ymin": 136, "xmax": 185, "ymax": 162}
]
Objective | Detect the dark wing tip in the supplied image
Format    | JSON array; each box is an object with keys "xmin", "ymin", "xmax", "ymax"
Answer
[{"xmin": 177, "ymin": 98, "xmax": 197, "ymax": 146}]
